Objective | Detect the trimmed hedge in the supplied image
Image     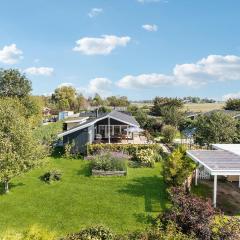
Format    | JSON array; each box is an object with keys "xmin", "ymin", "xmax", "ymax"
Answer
[{"xmin": 87, "ymin": 143, "xmax": 163, "ymax": 156}]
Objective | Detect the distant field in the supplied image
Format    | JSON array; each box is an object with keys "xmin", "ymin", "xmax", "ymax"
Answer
[
  {"xmin": 132, "ymin": 102, "xmax": 225, "ymax": 113},
  {"xmin": 184, "ymin": 103, "xmax": 225, "ymax": 113}
]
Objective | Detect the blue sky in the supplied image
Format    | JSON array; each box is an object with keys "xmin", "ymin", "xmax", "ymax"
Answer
[{"xmin": 0, "ymin": 0, "xmax": 240, "ymax": 100}]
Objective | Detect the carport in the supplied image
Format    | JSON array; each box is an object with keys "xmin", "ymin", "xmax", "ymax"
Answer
[{"xmin": 187, "ymin": 145, "xmax": 240, "ymax": 208}]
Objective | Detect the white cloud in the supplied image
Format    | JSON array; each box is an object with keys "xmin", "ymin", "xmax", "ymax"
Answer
[
  {"xmin": 57, "ymin": 82, "xmax": 74, "ymax": 88},
  {"xmin": 79, "ymin": 77, "xmax": 112, "ymax": 97},
  {"xmin": 88, "ymin": 8, "xmax": 103, "ymax": 18},
  {"xmin": 117, "ymin": 55, "xmax": 240, "ymax": 89},
  {"xmin": 0, "ymin": 44, "xmax": 23, "ymax": 64},
  {"xmin": 24, "ymin": 67, "xmax": 54, "ymax": 76},
  {"xmin": 142, "ymin": 24, "xmax": 158, "ymax": 32},
  {"xmin": 223, "ymin": 92, "xmax": 240, "ymax": 101},
  {"xmin": 73, "ymin": 35, "xmax": 131, "ymax": 55}
]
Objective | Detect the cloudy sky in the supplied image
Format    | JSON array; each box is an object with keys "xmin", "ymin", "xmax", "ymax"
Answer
[{"xmin": 0, "ymin": 0, "xmax": 240, "ymax": 100}]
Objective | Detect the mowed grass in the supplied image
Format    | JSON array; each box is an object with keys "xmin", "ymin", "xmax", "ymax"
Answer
[{"xmin": 0, "ymin": 158, "xmax": 168, "ymax": 236}]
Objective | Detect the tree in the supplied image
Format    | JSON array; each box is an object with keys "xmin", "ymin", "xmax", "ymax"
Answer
[
  {"xmin": 151, "ymin": 97, "xmax": 185, "ymax": 127},
  {"xmin": 0, "ymin": 69, "xmax": 32, "ymax": 98},
  {"xmin": 0, "ymin": 98, "xmax": 45, "ymax": 193},
  {"xmin": 21, "ymin": 96, "xmax": 44, "ymax": 127},
  {"xmin": 161, "ymin": 106, "xmax": 185, "ymax": 128},
  {"xmin": 76, "ymin": 94, "xmax": 89, "ymax": 111},
  {"xmin": 194, "ymin": 112, "xmax": 237, "ymax": 146},
  {"xmin": 152, "ymin": 97, "xmax": 183, "ymax": 116},
  {"xmin": 51, "ymin": 86, "xmax": 77, "ymax": 111},
  {"xmin": 106, "ymin": 96, "xmax": 129, "ymax": 107},
  {"xmin": 225, "ymin": 98, "xmax": 240, "ymax": 111},
  {"xmin": 91, "ymin": 93, "xmax": 105, "ymax": 107}
]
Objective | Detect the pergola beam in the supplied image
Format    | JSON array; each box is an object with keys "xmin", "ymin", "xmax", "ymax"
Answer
[{"xmin": 213, "ymin": 175, "xmax": 217, "ymax": 208}]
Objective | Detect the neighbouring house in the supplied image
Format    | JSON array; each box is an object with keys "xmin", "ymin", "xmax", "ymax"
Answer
[
  {"xmin": 58, "ymin": 111, "xmax": 74, "ymax": 120},
  {"xmin": 58, "ymin": 110, "xmax": 142, "ymax": 152},
  {"xmin": 187, "ymin": 144, "xmax": 240, "ymax": 207}
]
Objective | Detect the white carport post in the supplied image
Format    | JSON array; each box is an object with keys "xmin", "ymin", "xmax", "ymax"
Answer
[
  {"xmin": 108, "ymin": 117, "xmax": 110, "ymax": 144},
  {"xmin": 195, "ymin": 168, "xmax": 198, "ymax": 186},
  {"xmin": 213, "ymin": 175, "xmax": 218, "ymax": 208}
]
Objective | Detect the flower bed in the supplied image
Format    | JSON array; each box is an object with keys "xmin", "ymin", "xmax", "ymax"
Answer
[{"xmin": 86, "ymin": 152, "xmax": 128, "ymax": 176}]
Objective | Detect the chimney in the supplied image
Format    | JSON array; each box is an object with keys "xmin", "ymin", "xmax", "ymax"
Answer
[{"xmin": 96, "ymin": 108, "xmax": 99, "ymax": 118}]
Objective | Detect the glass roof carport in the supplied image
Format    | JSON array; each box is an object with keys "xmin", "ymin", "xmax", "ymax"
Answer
[{"xmin": 187, "ymin": 149, "xmax": 240, "ymax": 208}]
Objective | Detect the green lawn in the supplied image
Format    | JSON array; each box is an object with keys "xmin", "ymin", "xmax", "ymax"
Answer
[{"xmin": 0, "ymin": 158, "xmax": 169, "ymax": 236}]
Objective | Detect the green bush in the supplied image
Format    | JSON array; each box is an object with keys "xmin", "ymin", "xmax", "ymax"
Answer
[
  {"xmin": 134, "ymin": 149, "xmax": 155, "ymax": 167},
  {"xmin": 41, "ymin": 169, "xmax": 62, "ymax": 183},
  {"xmin": 89, "ymin": 152, "xmax": 127, "ymax": 172},
  {"xmin": 211, "ymin": 215, "xmax": 240, "ymax": 240},
  {"xmin": 1, "ymin": 225, "xmax": 55, "ymax": 240},
  {"xmin": 63, "ymin": 225, "xmax": 114, "ymax": 240},
  {"xmin": 161, "ymin": 125, "xmax": 177, "ymax": 143},
  {"xmin": 163, "ymin": 147, "xmax": 195, "ymax": 187},
  {"xmin": 87, "ymin": 143, "xmax": 163, "ymax": 156}
]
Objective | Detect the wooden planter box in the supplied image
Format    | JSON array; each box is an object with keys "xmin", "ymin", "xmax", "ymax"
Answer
[{"xmin": 92, "ymin": 169, "xmax": 127, "ymax": 176}]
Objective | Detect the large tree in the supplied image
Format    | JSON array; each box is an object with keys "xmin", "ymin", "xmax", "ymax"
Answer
[
  {"xmin": 151, "ymin": 97, "xmax": 185, "ymax": 127},
  {"xmin": 0, "ymin": 98, "xmax": 45, "ymax": 193},
  {"xmin": 0, "ymin": 69, "xmax": 32, "ymax": 98},
  {"xmin": 51, "ymin": 86, "xmax": 77, "ymax": 111},
  {"xmin": 194, "ymin": 111, "xmax": 237, "ymax": 146},
  {"xmin": 106, "ymin": 96, "xmax": 129, "ymax": 107},
  {"xmin": 151, "ymin": 97, "xmax": 183, "ymax": 116}
]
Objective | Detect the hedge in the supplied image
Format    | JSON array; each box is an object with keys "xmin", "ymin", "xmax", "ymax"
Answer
[{"xmin": 86, "ymin": 143, "xmax": 163, "ymax": 156}]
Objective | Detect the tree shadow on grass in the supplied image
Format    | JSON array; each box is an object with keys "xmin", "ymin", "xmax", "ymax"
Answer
[
  {"xmin": 118, "ymin": 176, "xmax": 169, "ymax": 213},
  {"xmin": 0, "ymin": 182, "xmax": 25, "ymax": 195}
]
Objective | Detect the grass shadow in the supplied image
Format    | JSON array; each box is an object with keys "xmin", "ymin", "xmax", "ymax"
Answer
[
  {"xmin": 0, "ymin": 182, "xmax": 25, "ymax": 195},
  {"xmin": 77, "ymin": 162, "xmax": 92, "ymax": 177},
  {"xmin": 118, "ymin": 176, "xmax": 168, "ymax": 213}
]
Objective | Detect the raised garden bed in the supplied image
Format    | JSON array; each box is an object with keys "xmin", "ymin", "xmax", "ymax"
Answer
[
  {"xmin": 92, "ymin": 169, "xmax": 127, "ymax": 176},
  {"xmin": 87, "ymin": 152, "xmax": 128, "ymax": 176}
]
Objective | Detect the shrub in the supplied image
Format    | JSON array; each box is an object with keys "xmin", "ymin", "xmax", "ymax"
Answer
[
  {"xmin": 89, "ymin": 152, "xmax": 127, "ymax": 172},
  {"xmin": 161, "ymin": 125, "xmax": 177, "ymax": 143},
  {"xmin": 163, "ymin": 147, "xmax": 195, "ymax": 187},
  {"xmin": 134, "ymin": 149, "xmax": 155, "ymax": 167},
  {"xmin": 64, "ymin": 142, "xmax": 73, "ymax": 158},
  {"xmin": 41, "ymin": 169, "xmax": 62, "ymax": 183},
  {"xmin": 225, "ymin": 98, "xmax": 240, "ymax": 111},
  {"xmin": 127, "ymin": 221, "xmax": 193, "ymax": 240},
  {"xmin": 211, "ymin": 215, "xmax": 240, "ymax": 240},
  {"xmin": 161, "ymin": 187, "xmax": 215, "ymax": 240},
  {"xmin": 63, "ymin": 225, "xmax": 114, "ymax": 240},
  {"xmin": 1, "ymin": 225, "xmax": 55, "ymax": 240}
]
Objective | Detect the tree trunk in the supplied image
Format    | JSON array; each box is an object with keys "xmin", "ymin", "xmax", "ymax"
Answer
[{"xmin": 4, "ymin": 181, "xmax": 9, "ymax": 193}]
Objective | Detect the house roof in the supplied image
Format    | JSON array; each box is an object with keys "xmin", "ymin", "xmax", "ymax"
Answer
[
  {"xmin": 58, "ymin": 110, "xmax": 139, "ymax": 138},
  {"xmin": 187, "ymin": 148, "xmax": 240, "ymax": 175},
  {"xmin": 212, "ymin": 144, "xmax": 240, "ymax": 156}
]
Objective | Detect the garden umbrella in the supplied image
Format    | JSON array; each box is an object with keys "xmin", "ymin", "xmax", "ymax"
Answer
[{"xmin": 124, "ymin": 127, "xmax": 144, "ymax": 143}]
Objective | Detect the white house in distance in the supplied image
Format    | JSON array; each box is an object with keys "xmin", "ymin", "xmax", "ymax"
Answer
[{"xmin": 187, "ymin": 144, "xmax": 240, "ymax": 207}]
